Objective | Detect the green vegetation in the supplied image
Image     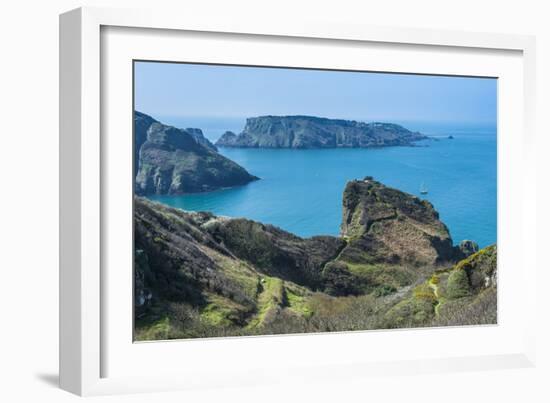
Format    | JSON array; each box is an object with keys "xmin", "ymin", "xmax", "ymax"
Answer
[
  {"xmin": 247, "ymin": 277, "xmax": 285, "ymax": 328},
  {"xmin": 446, "ymin": 268, "xmax": 471, "ymax": 299},
  {"xmin": 135, "ymin": 317, "xmax": 171, "ymax": 341},
  {"xmin": 383, "ymin": 295, "xmax": 436, "ymax": 328},
  {"xmin": 200, "ymin": 294, "xmax": 248, "ymax": 327},
  {"xmin": 285, "ymin": 286, "xmax": 313, "ymax": 318},
  {"xmin": 344, "ymin": 261, "xmax": 413, "ymax": 292},
  {"xmin": 134, "ymin": 180, "xmax": 497, "ymax": 340}
]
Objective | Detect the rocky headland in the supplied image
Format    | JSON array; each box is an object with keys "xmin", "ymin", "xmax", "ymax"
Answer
[
  {"xmin": 134, "ymin": 177, "xmax": 495, "ymax": 340},
  {"xmin": 216, "ymin": 115, "xmax": 427, "ymax": 149},
  {"xmin": 134, "ymin": 111, "xmax": 258, "ymax": 195}
]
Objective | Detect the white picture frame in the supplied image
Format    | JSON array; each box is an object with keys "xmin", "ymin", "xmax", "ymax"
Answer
[{"xmin": 59, "ymin": 6, "xmax": 537, "ymax": 396}]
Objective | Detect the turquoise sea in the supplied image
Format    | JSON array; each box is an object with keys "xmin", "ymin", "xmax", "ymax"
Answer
[{"xmin": 149, "ymin": 117, "xmax": 497, "ymax": 248}]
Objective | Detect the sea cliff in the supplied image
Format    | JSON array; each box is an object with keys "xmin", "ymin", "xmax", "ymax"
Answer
[
  {"xmin": 134, "ymin": 112, "xmax": 258, "ymax": 195},
  {"xmin": 216, "ymin": 115, "xmax": 427, "ymax": 148}
]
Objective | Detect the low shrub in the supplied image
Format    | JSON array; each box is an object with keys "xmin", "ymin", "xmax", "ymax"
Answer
[{"xmin": 446, "ymin": 268, "xmax": 471, "ymax": 299}]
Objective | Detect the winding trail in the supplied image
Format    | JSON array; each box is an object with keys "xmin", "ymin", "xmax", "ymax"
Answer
[{"xmin": 428, "ymin": 279, "xmax": 442, "ymax": 317}]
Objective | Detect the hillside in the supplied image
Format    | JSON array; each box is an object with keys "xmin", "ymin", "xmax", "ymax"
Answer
[
  {"xmin": 216, "ymin": 115, "xmax": 427, "ymax": 148},
  {"xmin": 134, "ymin": 178, "xmax": 495, "ymax": 340},
  {"xmin": 134, "ymin": 111, "xmax": 258, "ymax": 195}
]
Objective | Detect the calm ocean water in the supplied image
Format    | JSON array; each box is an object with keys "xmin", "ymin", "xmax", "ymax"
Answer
[{"xmin": 149, "ymin": 117, "xmax": 497, "ymax": 248}]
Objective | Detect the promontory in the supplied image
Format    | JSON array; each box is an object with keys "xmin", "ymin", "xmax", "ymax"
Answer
[
  {"xmin": 216, "ymin": 115, "xmax": 427, "ymax": 149},
  {"xmin": 134, "ymin": 111, "xmax": 258, "ymax": 195}
]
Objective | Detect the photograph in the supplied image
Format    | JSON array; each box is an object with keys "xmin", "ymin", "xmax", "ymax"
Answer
[
  {"xmin": 1, "ymin": 0, "xmax": 544, "ymax": 399},
  {"xmin": 133, "ymin": 61, "xmax": 497, "ymax": 341}
]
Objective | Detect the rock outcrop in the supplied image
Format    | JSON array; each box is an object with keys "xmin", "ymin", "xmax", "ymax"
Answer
[
  {"xmin": 184, "ymin": 127, "xmax": 218, "ymax": 152},
  {"xmin": 339, "ymin": 177, "xmax": 455, "ymax": 266},
  {"xmin": 216, "ymin": 115, "xmax": 427, "ymax": 149},
  {"xmin": 457, "ymin": 240, "xmax": 480, "ymax": 258},
  {"xmin": 134, "ymin": 112, "xmax": 258, "ymax": 195}
]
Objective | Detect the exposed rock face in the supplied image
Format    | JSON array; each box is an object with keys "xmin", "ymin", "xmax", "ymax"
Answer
[
  {"xmin": 219, "ymin": 131, "xmax": 238, "ymax": 144},
  {"xmin": 135, "ymin": 111, "xmax": 157, "ymax": 175},
  {"xmin": 457, "ymin": 240, "xmax": 480, "ymax": 258},
  {"xmin": 184, "ymin": 127, "xmax": 218, "ymax": 152},
  {"xmin": 339, "ymin": 177, "xmax": 455, "ymax": 266},
  {"xmin": 216, "ymin": 115, "xmax": 427, "ymax": 149},
  {"xmin": 134, "ymin": 112, "xmax": 258, "ymax": 195}
]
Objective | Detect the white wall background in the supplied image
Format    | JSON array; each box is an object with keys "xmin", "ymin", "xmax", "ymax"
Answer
[{"xmin": 1, "ymin": 0, "xmax": 548, "ymax": 401}]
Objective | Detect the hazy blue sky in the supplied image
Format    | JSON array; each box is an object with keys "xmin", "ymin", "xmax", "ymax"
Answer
[{"xmin": 134, "ymin": 61, "xmax": 497, "ymax": 124}]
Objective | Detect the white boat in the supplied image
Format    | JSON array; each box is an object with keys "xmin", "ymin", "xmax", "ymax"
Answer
[{"xmin": 420, "ymin": 182, "xmax": 428, "ymax": 195}]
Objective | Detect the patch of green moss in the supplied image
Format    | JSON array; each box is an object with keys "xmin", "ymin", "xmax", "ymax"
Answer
[
  {"xmin": 247, "ymin": 277, "xmax": 285, "ymax": 328},
  {"xmin": 201, "ymin": 306, "xmax": 232, "ymax": 326},
  {"xmin": 135, "ymin": 317, "xmax": 171, "ymax": 341},
  {"xmin": 285, "ymin": 288, "xmax": 313, "ymax": 318},
  {"xmin": 200, "ymin": 294, "xmax": 248, "ymax": 327}
]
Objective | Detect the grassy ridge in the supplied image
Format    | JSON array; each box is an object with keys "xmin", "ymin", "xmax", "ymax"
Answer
[{"xmin": 134, "ymin": 182, "xmax": 496, "ymax": 341}]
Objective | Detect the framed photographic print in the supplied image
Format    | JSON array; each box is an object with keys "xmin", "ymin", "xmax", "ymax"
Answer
[{"xmin": 60, "ymin": 7, "xmax": 537, "ymax": 396}]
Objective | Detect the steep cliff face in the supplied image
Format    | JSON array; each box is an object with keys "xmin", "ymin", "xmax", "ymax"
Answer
[
  {"xmin": 339, "ymin": 177, "xmax": 455, "ymax": 266},
  {"xmin": 134, "ymin": 112, "xmax": 258, "ymax": 195},
  {"xmin": 216, "ymin": 115, "xmax": 427, "ymax": 148},
  {"xmin": 134, "ymin": 111, "xmax": 157, "ymax": 175},
  {"xmin": 184, "ymin": 127, "xmax": 218, "ymax": 152}
]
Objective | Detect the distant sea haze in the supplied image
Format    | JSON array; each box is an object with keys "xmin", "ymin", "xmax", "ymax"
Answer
[{"xmin": 148, "ymin": 116, "xmax": 497, "ymax": 248}]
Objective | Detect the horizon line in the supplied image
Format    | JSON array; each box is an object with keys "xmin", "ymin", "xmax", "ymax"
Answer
[{"xmin": 138, "ymin": 111, "xmax": 497, "ymax": 126}]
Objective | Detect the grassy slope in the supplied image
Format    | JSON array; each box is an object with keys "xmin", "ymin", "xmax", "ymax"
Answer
[{"xmin": 134, "ymin": 196, "xmax": 496, "ymax": 340}]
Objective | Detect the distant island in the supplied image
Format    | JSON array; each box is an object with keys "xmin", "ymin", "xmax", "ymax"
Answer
[
  {"xmin": 216, "ymin": 115, "xmax": 427, "ymax": 149},
  {"xmin": 134, "ymin": 112, "xmax": 432, "ymax": 195},
  {"xmin": 134, "ymin": 112, "xmax": 258, "ymax": 195},
  {"xmin": 135, "ymin": 177, "xmax": 495, "ymax": 340}
]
